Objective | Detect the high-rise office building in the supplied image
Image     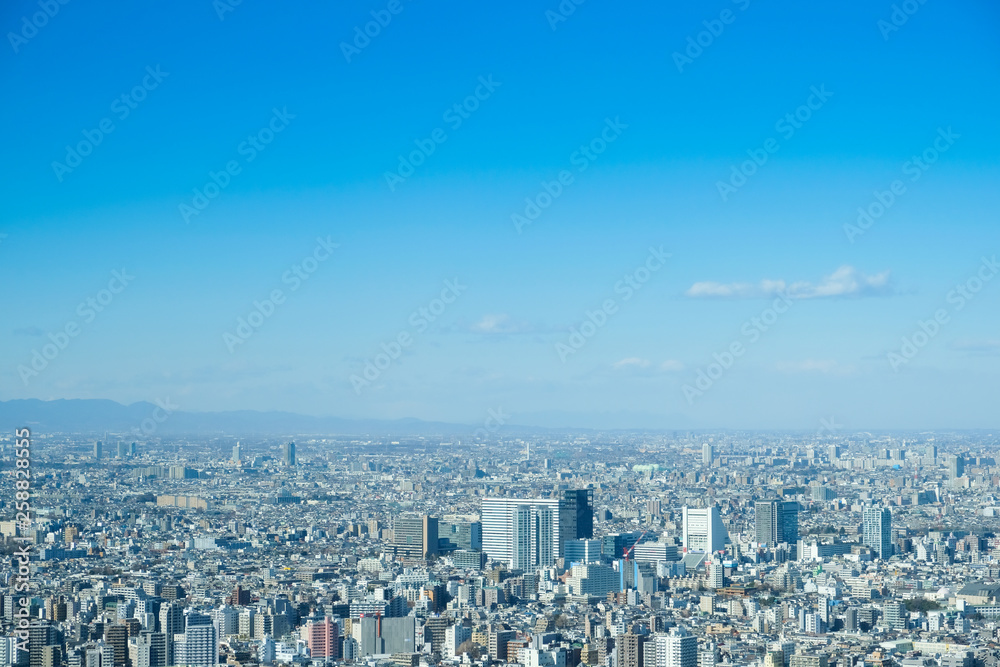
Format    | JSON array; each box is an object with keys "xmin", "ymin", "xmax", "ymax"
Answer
[
  {"xmin": 511, "ymin": 504, "xmax": 553, "ymax": 570},
  {"xmin": 948, "ymin": 455, "xmax": 964, "ymax": 479},
  {"xmin": 391, "ymin": 515, "xmax": 438, "ymax": 559},
  {"xmin": 438, "ymin": 520, "xmax": 482, "ymax": 552},
  {"xmin": 559, "ymin": 489, "xmax": 595, "ymax": 549},
  {"xmin": 482, "ymin": 497, "xmax": 560, "ymax": 565},
  {"xmin": 754, "ymin": 500, "xmax": 799, "ymax": 547},
  {"xmin": 94, "ymin": 441, "xmax": 102, "ymax": 459},
  {"xmin": 681, "ymin": 506, "xmax": 727, "ymax": 554},
  {"xmin": 282, "ymin": 442, "xmax": 296, "ymax": 466},
  {"xmin": 862, "ymin": 507, "xmax": 893, "ymax": 559},
  {"xmin": 702, "ymin": 443, "xmax": 714, "ymax": 466},
  {"xmin": 232, "ymin": 443, "xmax": 241, "ymax": 463}
]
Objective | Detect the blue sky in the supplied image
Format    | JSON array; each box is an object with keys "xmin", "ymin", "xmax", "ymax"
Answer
[{"xmin": 2, "ymin": 0, "xmax": 999, "ymax": 430}]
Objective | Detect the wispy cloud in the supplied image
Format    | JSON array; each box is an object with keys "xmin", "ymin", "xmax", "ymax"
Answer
[
  {"xmin": 612, "ymin": 357, "xmax": 684, "ymax": 373},
  {"xmin": 468, "ymin": 314, "xmax": 535, "ymax": 335},
  {"xmin": 686, "ymin": 265, "xmax": 893, "ymax": 300}
]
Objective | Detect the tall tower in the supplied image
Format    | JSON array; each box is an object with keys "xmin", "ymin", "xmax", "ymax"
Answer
[
  {"xmin": 702, "ymin": 443, "xmax": 714, "ymax": 466},
  {"xmin": 754, "ymin": 501, "xmax": 799, "ymax": 547},
  {"xmin": 283, "ymin": 441, "xmax": 296, "ymax": 467},
  {"xmin": 862, "ymin": 507, "xmax": 892, "ymax": 559}
]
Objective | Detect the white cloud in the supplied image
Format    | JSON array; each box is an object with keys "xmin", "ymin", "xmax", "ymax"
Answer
[
  {"xmin": 613, "ymin": 357, "xmax": 651, "ymax": 370},
  {"xmin": 468, "ymin": 314, "xmax": 533, "ymax": 335},
  {"xmin": 686, "ymin": 265, "xmax": 893, "ymax": 300}
]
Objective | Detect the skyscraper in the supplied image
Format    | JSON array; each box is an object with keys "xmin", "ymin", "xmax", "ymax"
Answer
[
  {"xmin": 94, "ymin": 441, "xmax": 102, "ymax": 459},
  {"xmin": 390, "ymin": 515, "xmax": 438, "ymax": 559},
  {"xmin": 682, "ymin": 506, "xmax": 727, "ymax": 554},
  {"xmin": 948, "ymin": 455, "xmax": 964, "ymax": 479},
  {"xmin": 282, "ymin": 441, "xmax": 296, "ymax": 466},
  {"xmin": 481, "ymin": 497, "xmax": 561, "ymax": 566},
  {"xmin": 232, "ymin": 442, "xmax": 241, "ymax": 463},
  {"xmin": 511, "ymin": 504, "xmax": 553, "ymax": 570},
  {"xmin": 559, "ymin": 488, "xmax": 594, "ymax": 548},
  {"xmin": 754, "ymin": 500, "xmax": 799, "ymax": 547},
  {"xmin": 702, "ymin": 443, "xmax": 714, "ymax": 466},
  {"xmin": 862, "ymin": 507, "xmax": 893, "ymax": 559}
]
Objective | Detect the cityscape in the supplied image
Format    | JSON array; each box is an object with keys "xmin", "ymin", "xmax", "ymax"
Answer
[
  {"xmin": 3, "ymin": 1, "xmax": 1000, "ymax": 667},
  {"xmin": 5, "ymin": 429, "xmax": 1000, "ymax": 667}
]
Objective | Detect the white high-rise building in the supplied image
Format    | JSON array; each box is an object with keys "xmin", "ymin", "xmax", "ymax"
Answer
[
  {"xmin": 174, "ymin": 612, "xmax": 218, "ymax": 667},
  {"xmin": 707, "ymin": 560, "xmax": 724, "ymax": 589},
  {"xmin": 682, "ymin": 506, "xmax": 727, "ymax": 554},
  {"xmin": 482, "ymin": 498, "xmax": 561, "ymax": 566},
  {"xmin": 647, "ymin": 627, "xmax": 697, "ymax": 667},
  {"xmin": 444, "ymin": 625, "xmax": 472, "ymax": 659},
  {"xmin": 511, "ymin": 504, "xmax": 553, "ymax": 570},
  {"xmin": 862, "ymin": 507, "xmax": 892, "ymax": 559},
  {"xmin": 702, "ymin": 443, "xmax": 714, "ymax": 466}
]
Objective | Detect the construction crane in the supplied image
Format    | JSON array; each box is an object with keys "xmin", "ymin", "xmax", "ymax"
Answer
[{"xmin": 622, "ymin": 527, "xmax": 653, "ymax": 561}]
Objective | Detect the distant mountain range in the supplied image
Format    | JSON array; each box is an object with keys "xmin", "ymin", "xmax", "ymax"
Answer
[{"xmin": 0, "ymin": 399, "xmax": 494, "ymax": 437}]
